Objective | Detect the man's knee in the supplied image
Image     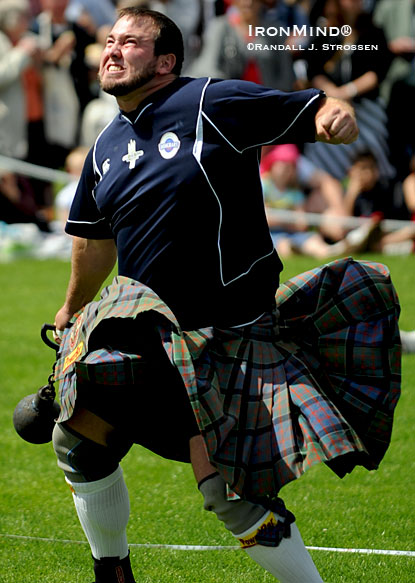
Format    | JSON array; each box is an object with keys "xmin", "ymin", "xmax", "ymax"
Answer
[
  {"xmin": 52, "ymin": 423, "xmax": 126, "ymax": 483},
  {"xmin": 198, "ymin": 473, "xmax": 295, "ymax": 547},
  {"xmin": 198, "ymin": 473, "xmax": 266, "ymax": 535}
]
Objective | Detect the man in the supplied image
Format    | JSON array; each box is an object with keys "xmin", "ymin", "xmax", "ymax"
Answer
[{"xmin": 52, "ymin": 7, "xmax": 401, "ymax": 583}]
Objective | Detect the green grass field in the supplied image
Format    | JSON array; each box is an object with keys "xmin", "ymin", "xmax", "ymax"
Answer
[{"xmin": 0, "ymin": 255, "xmax": 414, "ymax": 582}]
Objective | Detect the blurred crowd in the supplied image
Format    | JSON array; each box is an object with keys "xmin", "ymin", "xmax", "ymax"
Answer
[{"xmin": 0, "ymin": 0, "xmax": 414, "ymax": 260}]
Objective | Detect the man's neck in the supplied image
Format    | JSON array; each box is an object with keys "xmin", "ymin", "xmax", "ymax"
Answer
[{"xmin": 116, "ymin": 74, "xmax": 178, "ymax": 112}]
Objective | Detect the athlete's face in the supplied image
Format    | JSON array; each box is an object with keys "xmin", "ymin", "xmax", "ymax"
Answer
[{"xmin": 99, "ymin": 16, "xmax": 160, "ymax": 97}]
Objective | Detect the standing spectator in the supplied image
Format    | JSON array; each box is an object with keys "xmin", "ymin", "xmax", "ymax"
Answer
[
  {"xmin": 65, "ymin": 0, "xmax": 117, "ymax": 47},
  {"xmin": 188, "ymin": 0, "xmax": 296, "ymax": 91},
  {"xmin": 262, "ymin": 0, "xmax": 310, "ymax": 32},
  {"xmin": 373, "ymin": 0, "xmax": 415, "ymax": 180},
  {"xmin": 0, "ymin": 0, "xmax": 55, "ymax": 218},
  {"xmin": 0, "ymin": 0, "xmax": 42, "ymax": 160},
  {"xmin": 32, "ymin": 0, "xmax": 96, "ymax": 168},
  {"xmin": 261, "ymin": 0, "xmax": 313, "ymax": 82},
  {"xmin": 303, "ymin": 0, "xmax": 395, "ymax": 181},
  {"xmin": 29, "ymin": 0, "xmax": 42, "ymax": 16},
  {"xmin": 373, "ymin": 0, "xmax": 415, "ymax": 104},
  {"xmin": 65, "ymin": 0, "xmax": 117, "ymax": 33},
  {"xmin": 151, "ymin": 0, "xmax": 203, "ymax": 69}
]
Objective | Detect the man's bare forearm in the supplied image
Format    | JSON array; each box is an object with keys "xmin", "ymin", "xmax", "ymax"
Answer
[{"xmin": 55, "ymin": 237, "xmax": 117, "ymax": 331}]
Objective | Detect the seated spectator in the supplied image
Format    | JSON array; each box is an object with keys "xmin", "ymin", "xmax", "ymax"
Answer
[
  {"xmin": 261, "ymin": 143, "xmax": 377, "ymax": 258},
  {"xmin": 344, "ymin": 151, "xmax": 413, "ymax": 219},
  {"xmin": 303, "ymin": 0, "xmax": 395, "ymax": 181},
  {"xmin": 344, "ymin": 151, "xmax": 415, "ymax": 254},
  {"xmin": 187, "ymin": 0, "xmax": 295, "ymax": 91},
  {"xmin": 296, "ymin": 153, "xmax": 349, "ymax": 241},
  {"xmin": 262, "ymin": 142, "xmax": 349, "ymax": 241}
]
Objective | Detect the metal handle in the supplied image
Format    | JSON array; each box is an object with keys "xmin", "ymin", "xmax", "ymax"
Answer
[{"xmin": 41, "ymin": 324, "xmax": 60, "ymax": 352}]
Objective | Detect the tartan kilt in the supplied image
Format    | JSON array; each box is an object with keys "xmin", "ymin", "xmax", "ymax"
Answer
[
  {"xmin": 192, "ymin": 258, "xmax": 401, "ymax": 502},
  {"xmin": 54, "ymin": 257, "xmax": 401, "ymax": 503}
]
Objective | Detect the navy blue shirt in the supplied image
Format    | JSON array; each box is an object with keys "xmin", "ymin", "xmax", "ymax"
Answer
[{"xmin": 66, "ymin": 77, "xmax": 324, "ymax": 329}]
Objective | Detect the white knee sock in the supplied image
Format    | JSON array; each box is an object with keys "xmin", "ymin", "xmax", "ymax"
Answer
[
  {"xmin": 235, "ymin": 513, "xmax": 324, "ymax": 583},
  {"xmin": 66, "ymin": 466, "xmax": 130, "ymax": 560}
]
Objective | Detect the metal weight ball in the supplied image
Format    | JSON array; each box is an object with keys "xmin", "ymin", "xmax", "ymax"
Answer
[
  {"xmin": 13, "ymin": 381, "xmax": 61, "ymax": 444},
  {"xmin": 13, "ymin": 324, "xmax": 62, "ymax": 444}
]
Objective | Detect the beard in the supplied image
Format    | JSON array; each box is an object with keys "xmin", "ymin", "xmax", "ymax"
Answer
[{"xmin": 99, "ymin": 60, "xmax": 158, "ymax": 97}]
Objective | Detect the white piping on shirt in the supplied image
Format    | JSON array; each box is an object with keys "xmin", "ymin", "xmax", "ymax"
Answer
[
  {"xmin": 193, "ymin": 79, "xmax": 318, "ymax": 288},
  {"xmin": 92, "ymin": 117, "xmax": 117, "ymax": 182},
  {"xmin": 120, "ymin": 102, "xmax": 153, "ymax": 126},
  {"xmin": 229, "ymin": 311, "xmax": 266, "ymax": 328},
  {"xmin": 66, "ymin": 217, "xmax": 108, "ymax": 225},
  {"xmin": 201, "ymin": 92, "xmax": 321, "ymax": 154}
]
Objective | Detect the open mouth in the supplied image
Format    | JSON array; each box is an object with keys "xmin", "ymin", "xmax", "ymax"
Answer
[{"xmin": 107, "ymin": 64, "xmax": 124, "ymax": 72}]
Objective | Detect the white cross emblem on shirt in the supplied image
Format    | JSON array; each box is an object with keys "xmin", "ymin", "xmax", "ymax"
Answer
[{"xmin": 122, "ymin": 139, "xmax": 144, "ymax": 169}]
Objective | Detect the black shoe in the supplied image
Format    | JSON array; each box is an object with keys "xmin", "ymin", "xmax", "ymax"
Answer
[{"xmin": 92, "ymin": 552, "xmax": 136, "ymax": 583}]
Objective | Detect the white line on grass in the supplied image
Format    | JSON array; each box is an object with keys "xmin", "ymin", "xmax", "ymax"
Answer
[
  {"xmin": 1, "ymin": 533, "xmax": 414, "ymax": 557},
  {"xmin": 306, "ymin": 546, "xmax": 415, "ymax": 558}
]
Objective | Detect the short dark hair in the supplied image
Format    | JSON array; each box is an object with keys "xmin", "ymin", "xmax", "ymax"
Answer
[{"xmin": 117, "ymin": 7, "xmax": 184, "ymax": 75}]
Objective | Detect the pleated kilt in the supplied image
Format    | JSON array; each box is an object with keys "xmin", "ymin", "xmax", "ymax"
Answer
[{"xmin": 54, "ymin": 257, "xmax": 401, "ymax": 503}]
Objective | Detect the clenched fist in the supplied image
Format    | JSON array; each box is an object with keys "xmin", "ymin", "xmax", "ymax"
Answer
[{"xmin": 315, "ymin": 97, "xmax": 359, "ymax": 145}]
